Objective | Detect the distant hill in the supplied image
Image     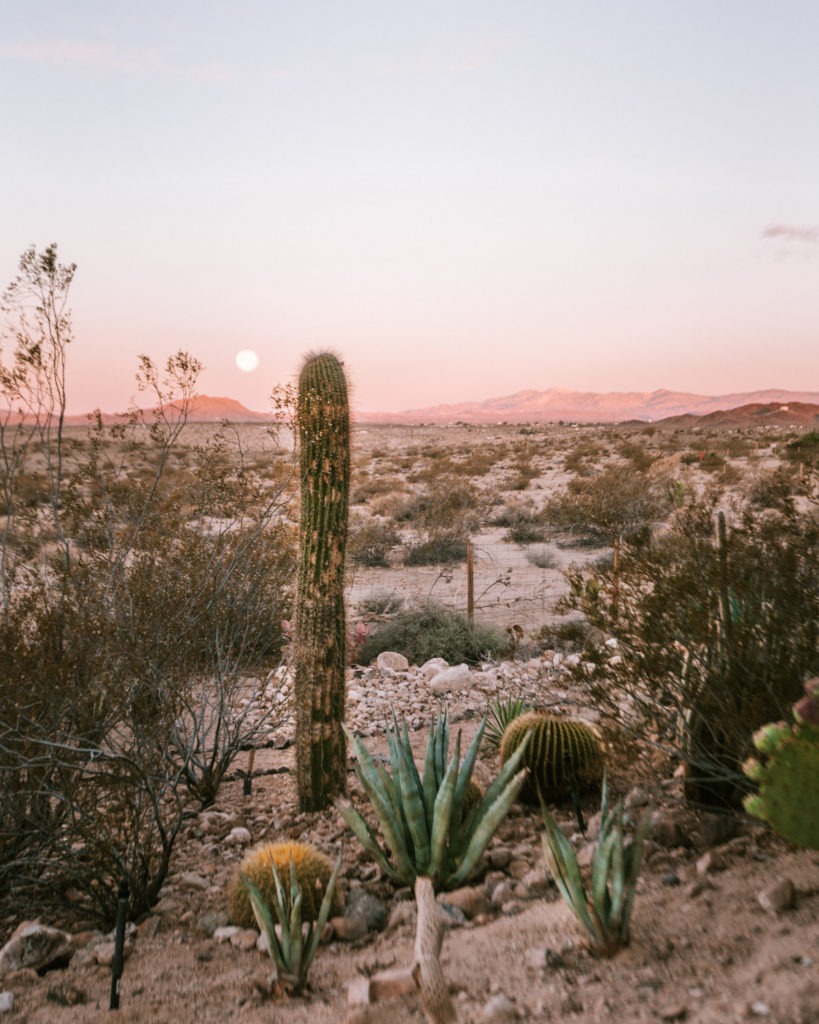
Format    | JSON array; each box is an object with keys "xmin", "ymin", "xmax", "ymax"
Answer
[
  {"xmin": 356, "ymin": 387, "xmax": 819, "ymax": 425},
  {"xmin": 60, "ymin": 395, "xmax": 272, "ymax": 426}
]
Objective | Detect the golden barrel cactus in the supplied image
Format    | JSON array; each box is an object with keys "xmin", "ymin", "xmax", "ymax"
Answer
[
  {"xmin": 228, "ymin": 841, "xmax": 342, "ymax": 929},
  {"xmin": 499, "ymin": 711, "xmax": 604, "ymax": 803}
]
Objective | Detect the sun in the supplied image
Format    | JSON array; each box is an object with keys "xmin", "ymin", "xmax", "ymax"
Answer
[{"xmin": 235, "ymin": 349, "xmax": 259, "ymax": 373}]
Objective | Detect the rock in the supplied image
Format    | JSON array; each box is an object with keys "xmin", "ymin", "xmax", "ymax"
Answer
[
  {"xmin": 0, "ymin": 993, "xmax": 12, "ymax": 1013},
  {"xmin": 661, "ymin": 872, "xmax": 681, "ymax": 887},
  {"xmin": 658, "ymin": 1003, "xmax": 688, "ymax": 1021},
  {"xmin": 625, "ymin": 786, "xmax": 650, "ymax": 809},
  {"xmin": 419, "ymin": 657, "xmax": 449, "ymax": 680},
  {"xmin": 439, "ymin": 886, "xmax": 493, "ymax": 920},
  {"xmin": 94, "ymin": 940, "xmax": 134, "ymax": 967},
  {"xmin": 0, "ymin": 922, "xmax": 74, "ymax": 978},
  {"xmin": 345, "ymin": 889, "xmax": 388, "ymax": 933},
  {"xmin": 213, "ymin": 926, "xmax": 241, "ymax": 944},
  {"xmin": 758, "ymin": 877, "xmax": 795, "ymax": 914},
  {"xmin": 224, "ymin": 826, "xmax": 252, "ymax": 847},
  {"xmin": 428, "ymin": 664, "xmax": 472, "ymax": 694},
  {"xmin": 376, "ymin": 651, "xmax": 409, "ymax": 674},
  {"xmin": 198, "ymin": 810, "xmax": 237, "ymax": 838},
  {"xmin": 520, "ymin": 862, "xmax": 550, "ymax": 895},
  {"xmin": 695, "ymin": 850, "xmax": 726, "ymax": 875},
  {"xmin": 179, "ymin": 872, "xmax": 211, "ymax": 892},
  {"xmin": 651, "ymin": 813, "xmax": 687, "ymax": 848},
  {"xmin": 489, "ymin": 880, "xmax": 516, "ymax": 906},
  {"xmin": 439, "ymin": 903, "xmax": 467, "ymax": 928},
  {"xmin": 231, "ymin": 928, "xmax": 260, "ymax": 951},
  {"xmin": 482, "ymin": 994, "xmax": 519, "ymax": 1021},
  {"xmin": 331, "ymin": 913, "xmax": 368, "ymax": 942},
  {"xmin": 698, "ymin": 813, "xmax": 738, "ymax": 848},
  {"xmin": 486, "ymin": 846, "xmax": 514, "ymax": 870},
  {"xmin": 749, "ymin": 1001, "xmax": 770, "ymax": 1016},
  {"xmin": 386, "ymin": 902, "xmax": 417, "ymax": 932},
  {"xmin": 198, "ymin": 911, "xmax": 230, "ymax": 937},
  {"xmin": 507, "ymin": 858, "xmax": 530, "ymax": 880}
]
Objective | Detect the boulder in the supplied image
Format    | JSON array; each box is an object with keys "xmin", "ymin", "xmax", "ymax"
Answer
[
  {"xmin": 0, "ymin": 922, "xmax": 74, "ymax": 978},
  {"xmin": 427, "ymin": 664, "xmax": 472, "ymax": 694}
]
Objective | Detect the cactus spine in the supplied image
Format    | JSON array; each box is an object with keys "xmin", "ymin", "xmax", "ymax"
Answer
[
  {"xmin": 294, "ymin": 351, "xmax": 351, "ymax": 811},
  {"xmin": 499, "ymin": 711, "xmax": 604, "ymax": 803}
]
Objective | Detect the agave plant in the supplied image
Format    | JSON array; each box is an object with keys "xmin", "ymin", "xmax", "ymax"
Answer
[
  {"xmin": 337, "ymin": 711, "xmax": 528, "ymax": 891},
  {"xmin": 242, "ymin": 847, "xmax": 342, "ymax": 994},
  {"xmin": 540, "ymin": 773, "xmax": 651, "ymax": 956},
  {"xmin": 483, "ymin": 694, "xmax": 530, "ymax": 754}
]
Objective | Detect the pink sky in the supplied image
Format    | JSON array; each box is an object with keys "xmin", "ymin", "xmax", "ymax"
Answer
[{"xmin": 2, "ymin": 3, "xmax": 817, "ymax": 416}]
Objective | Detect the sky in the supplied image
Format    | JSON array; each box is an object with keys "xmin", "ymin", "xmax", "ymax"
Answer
[{"xmin": 2, "ymin": 2, "xmax": 818, "ymax": 416}]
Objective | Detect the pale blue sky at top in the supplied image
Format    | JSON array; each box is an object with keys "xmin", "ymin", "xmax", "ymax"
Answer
[{"xmin": 2, "ymin": 2, "xmax": 817, "ymax": 415}]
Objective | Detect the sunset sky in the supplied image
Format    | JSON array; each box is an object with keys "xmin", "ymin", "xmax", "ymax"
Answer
[{"xmin": 2, "ymin": 2, "xmax": 817, "ymax": 416}]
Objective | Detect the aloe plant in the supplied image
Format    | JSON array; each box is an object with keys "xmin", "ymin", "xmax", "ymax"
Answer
[
  {"xmin": 540, "ymin": 774, "xmax": 651, "ymax": 956},
  {"xmin": 337, "ymin": 712, "xmax": 529, "ymax": 891},
  {"xmin": 242, "ymin": 847, "xmax": 342, "ymax": 994}
]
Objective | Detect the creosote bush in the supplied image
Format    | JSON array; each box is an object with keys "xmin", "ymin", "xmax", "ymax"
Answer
[
  {"xmin": 0, "ymin": 245, "xmax": 296, "ymax": 924},
  {"xmin": 356, "ymin": 599, "xmax": 508, "ymax": 666}
]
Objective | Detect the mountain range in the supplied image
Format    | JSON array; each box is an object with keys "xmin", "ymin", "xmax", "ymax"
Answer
[{"xmin": 20, "ymin": 387, "xmax": 819, "ymax": 427}]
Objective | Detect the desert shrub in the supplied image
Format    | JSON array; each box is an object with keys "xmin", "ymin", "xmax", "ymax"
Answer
[
  {"xmin": 404, "ymin": 529, "xmax": 468, "ymax": 565},
  {"xmin": 348, "ymin": 517, "xmax": 400, "ymax": 567},
  {"xmin": 395, "ymin": 479, "xmax": 484, "ymax": 533},
  {"xmin": 561, "ymin": 497, "xmax": 819, "ymax": 806},
  {"xmin": 526, "ymin": 546, "xmax": 560, "ymax": 569},
  {"xmin": 356, "ymin": 600, "xmax": 508, "ymax": 666},
  {"xmin": 356, "ymin": 590, "xmax": 404, "ymax": 616},
  {"xmin": 0, "ymin": 246, "xmax": 296, "ymax": 924},
  {"xmin": 546, "ymin": 467, "xmax": 669, "ymax": 548}
]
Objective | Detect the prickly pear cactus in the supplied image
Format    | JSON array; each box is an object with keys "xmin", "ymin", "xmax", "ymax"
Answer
[{"xmin": 742, "ymin": 678, "xmax": 819, "ymax": 848}]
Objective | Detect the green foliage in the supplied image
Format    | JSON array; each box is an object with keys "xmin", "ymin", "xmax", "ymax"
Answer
[
  {"xmin": 540, "ymin": 774, "xmax": 651, "ymax": 956},
  {"xmin": 229, "ymin": 841, "xmax": 341, "ymax": 929},
  {"xmin": 243, "ymin": 847, "xmax": 342, "ymax": 994},
  {"xmin": 499, "ymin": 711, "xmax": 604, "ymax": 804},
  {"xmin": 294, "ymin": 350, "xmax": 351, "ymax": 812},
  {"xmin": 546, "ymin": 466, "xmax": 669, "ymax": 546},
  {"xmin": 355, "ymin": 599, "xmax": 508, "ymax": 666},
  {"xmin": 404, "ymin": 530, "xmax": 468, "ymax": 565},
  {"xmin": 563, "ymin": 497, "xmax": 819, "ymax": 805},
  {"xmin": 483, "ymin": 695, "xmax": 530, "ymax": 754},
  {"xmin": 743, "ymin": 679, "xmax": 819, "ymax": 848},
  {"xmin": 348, "ymin": 516, "xmax": 400, "ymax": 567},
  {"xmin": 337, "ymin": 713, "xmax": 529, "ymax": 890}
]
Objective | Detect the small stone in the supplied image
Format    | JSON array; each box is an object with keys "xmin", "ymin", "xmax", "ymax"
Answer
[
  {"xmin": 507, "ymin": 858, "xmax": 530, "ymax": 880},
  {"xmin": 198, "ymin": 912, "xmax": 230, "ymax": 938},
  {"xmin": 386, "ymin": 902, "xmax": 417, "ymax": 932},
  {"xmin": 230, "ymin": 928, "xmax": 260, "ymax": 951},
  {"xmin": 179, "ymin": 872, "xmax": 210, "ymax": 892},
  {"xmin": 758, "ymin": 878, "xmax": 795, "ymax": 915},
  {"xmin": 137, "ymin": 915, "xmax": 162, "ymax": 940},
  {"xmin": 481, "ymin": 993, "xmax": 519, "ymax": 1021},
  {"xmin": 376, "ymin": 651, "xmax": 409, "ymax": 674},
  {"xmin": 428, "ymin": 664, "xmax": 472, "ymax": 694},
  {"xmin": 331, "ymin": 913, "xmax": 368, "ymax": 942},
  {"xmin": 695, "ymin": 851, "xmax": 725, "ymax": 875},
  {"xmin": 661, "ymin": 872, "xmax": 681, "ymax": 887},
  {"xmin": 439, "ymin": 886, "xmax": 493, "ymax": 920},
  {"xmin": 487, "ymin": 846, "xmax": 514, "ymax": 870},
  {"xmin": 345, "ymin": 890, "xmax": 388, "ymax": 932},
  {"xmin": 0, "ymin": 993, "xmax": 12, "ymax": 1013},
  {"xmin": 224, "ymin": 827, "xmax": 252, "ymax": 847},
  {"xmin": 46, "ymin": 981, "xmax": 86, "ymax": 1006},
  {"xmin": 659, "ymin": 1003, "xmax": 688, "ymax": 1021},
  {"xmin": 213, "ymin": 926, "xmax": 241, "ymax": 944},
  {"xmin": 749, "ymin": 1000, "xmax": 770, "ymax": 1016},
  {"xmin": 625, "ymin": 786, "xmax": 650, "ymax": 809}
]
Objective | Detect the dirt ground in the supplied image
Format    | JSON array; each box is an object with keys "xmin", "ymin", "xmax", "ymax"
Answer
[
  {"xmin": 4, "ymin": 715, "xmax": 819, "ymax": 1024},
  {"xmin": 3, "ymin": 421, "xmax": 818, "ymax": 1023}
]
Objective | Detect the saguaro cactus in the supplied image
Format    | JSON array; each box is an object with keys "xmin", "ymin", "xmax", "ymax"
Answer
[{"xmin": 294, "ymin": 351, "xmax": 351, "ymax": 811}]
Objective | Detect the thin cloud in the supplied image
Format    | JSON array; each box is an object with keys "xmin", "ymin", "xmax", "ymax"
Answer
[
  {"xmin": 1, "ymin": 39, "xmax": 233, "ymax": 83},
  {"xmin": 762, "ymin": 224, "xmax": 819, "ymax": 243}
]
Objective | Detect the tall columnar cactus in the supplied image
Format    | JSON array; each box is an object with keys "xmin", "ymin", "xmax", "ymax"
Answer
[
  {"xmin": 742, "ymin": 678, "xmax": 819, "ymax": 848},
  {"xmin": 294, "ymin": 351, "xmax": 351, "ymax": 811}
]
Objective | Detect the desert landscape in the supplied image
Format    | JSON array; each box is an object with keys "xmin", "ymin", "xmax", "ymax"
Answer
[{"xmin": 2, "ymin": 404, "xmax": 818, "ymax": 1023}]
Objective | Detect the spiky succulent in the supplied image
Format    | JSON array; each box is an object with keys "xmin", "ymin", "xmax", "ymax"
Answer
[
  {"xmin": 499, "ymin": 710, "xmax": 604, "ymax": 803},
  {"xmin": 337, "ymin": 712, "xmax": 528, "ymax": 890},
  {"xmin": 228, "ymin": 841, "xmax": 341, "ymax": 929},
  {"xmin": 540, "ymin": 773, "xmax": 651, "ymax": 956},
  {"xmin": 742, "ymin": 678, "xmax": 819, "ymax": 849},
  {"xmin": 243, "ymin": 847, "xmax": 342, "ymax": 993},
  {"xmin": 483, "ymin": 694, "xmax": 530, "ymax": 753}
]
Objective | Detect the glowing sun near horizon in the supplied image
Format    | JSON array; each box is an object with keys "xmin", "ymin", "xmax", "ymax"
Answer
[{"xmin": 235, "ymin": 349, "xmax": 260, "ymax": 372}]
